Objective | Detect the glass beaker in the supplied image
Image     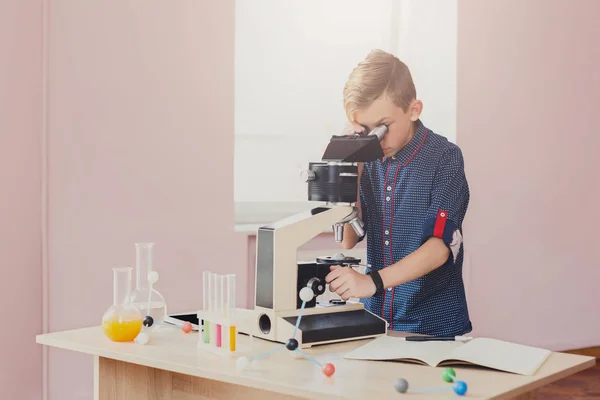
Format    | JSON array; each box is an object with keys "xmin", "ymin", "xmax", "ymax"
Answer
[
  {"xmin": 102, "ymin": 267, "xmax": 143, "ymax": 342},
  {"xmin": 129, "ymin": 243, "xmax": 167, "ymax": 324}
]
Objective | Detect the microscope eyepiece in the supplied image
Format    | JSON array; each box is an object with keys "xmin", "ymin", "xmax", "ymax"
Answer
[{"xmin": 368, "ymin": 125, "xmax": 388, "ymax": 141}]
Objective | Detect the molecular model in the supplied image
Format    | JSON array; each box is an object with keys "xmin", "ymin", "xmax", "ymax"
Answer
[
  {"xmin": 235, "ymin": 286, "xmax": 335, "ymax": 377},
  {"xmin": 134, "ymin": 271, "xmax": 193, "ymax": 345},
  {"xmin": 394, "ymin": 367, "xmax": 468, "ymax": 396}
]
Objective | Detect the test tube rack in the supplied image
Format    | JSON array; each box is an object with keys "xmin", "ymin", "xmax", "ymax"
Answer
[{"xmin": 197, "ymin": 271, "xmax": 239, "ymax": 356}]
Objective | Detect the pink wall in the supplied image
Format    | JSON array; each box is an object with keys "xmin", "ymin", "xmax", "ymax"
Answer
[
  {"xmin": 0, "ymin": 1, "xmax": 43, "ymax": 399},
  {"xmin": 45, "ymin": 1, "xmax": 244, "ymax": 399},
  {"xmin": 4, "ymin": 0, "xmax": 598, "ymax": 398},
  {"xmin": 457, "ymin": 0, "xmax": 600, "ymax": 350}
]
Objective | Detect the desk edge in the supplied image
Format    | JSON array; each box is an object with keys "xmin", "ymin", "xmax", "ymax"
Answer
[{"xmin": 36, "ymin": 333, "xmax": 345, "ymax": 400}]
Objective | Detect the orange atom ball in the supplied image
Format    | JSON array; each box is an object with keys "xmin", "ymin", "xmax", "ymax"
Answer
[
  {"xmin": 182, "ymin": 322, "xmax": 192, "ymax": 333},
  {"xmin": 322, "ymin": 363, "xmax": 335, "ymax": 377}
]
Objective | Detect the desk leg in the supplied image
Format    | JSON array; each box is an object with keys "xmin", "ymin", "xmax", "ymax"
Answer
[{"xmin": 93, "ymin": 356, "xmax": 306, "ymax": 400}]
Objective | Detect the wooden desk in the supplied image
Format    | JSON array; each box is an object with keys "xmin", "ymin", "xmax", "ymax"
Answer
[{"xmin": 36, "ymin": 326, "xmax": 594, "ymax": 399}]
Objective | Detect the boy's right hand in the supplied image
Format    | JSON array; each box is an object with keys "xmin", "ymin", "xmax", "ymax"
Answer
[{"xmin": 341, "ymin": 121, "xmax": 366, "ymax": 136}]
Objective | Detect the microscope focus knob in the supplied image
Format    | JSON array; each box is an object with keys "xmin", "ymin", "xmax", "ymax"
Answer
[
  {"xmin": 300, "ymin": 170, "xmax": 316, "ymax": 182},
  {"xmin": 307, "ymin": 277, "xmax": 326, "ymax": 296}
]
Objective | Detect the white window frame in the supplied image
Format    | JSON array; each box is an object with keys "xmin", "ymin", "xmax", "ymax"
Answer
[{"xmin": 234, "ymin": 0, "xmax": 457, "ymax": 208}]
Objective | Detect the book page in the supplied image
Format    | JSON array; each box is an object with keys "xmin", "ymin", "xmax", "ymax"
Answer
[
  {"xmin": 447, "ymin": 338, "xmax": 552, "ymax": 375},
  {"xmin": 344, "ymin": 336, "xmax": 464, "ymax": 366}
]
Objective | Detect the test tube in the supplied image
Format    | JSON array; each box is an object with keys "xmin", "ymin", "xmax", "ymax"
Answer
[
  {"xmin": 220, "ymin": 275, "xmax": 225, "ymax": 315},
  {"xmin": 204, "ymin": 272, "xmax": 211, "ymax": 344},
  {"xmin": 203, "ymin": 271, "xmax": 208, "ymax": 311},
  {"xmin": 213, "ymin": 274, "xmax": 220, "ymax": 347},
  {"xmin": 227, "ymin": 274, "xmax": 236, "ymax": 351},
  {"xmin": 220, "ymin": 275, "xmax": 227, "ymax": 348}
]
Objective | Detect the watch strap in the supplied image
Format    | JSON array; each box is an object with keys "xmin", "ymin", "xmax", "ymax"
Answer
[{"xmin": 367, "ymin": 270, "xmax": 385, "ymax": 296}]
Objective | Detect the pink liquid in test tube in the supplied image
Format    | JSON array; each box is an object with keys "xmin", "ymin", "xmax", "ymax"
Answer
[
  {"xmin": 216, "ymin": 275, "xmax": 223, "ymax": 348},
  {"xmin": 211, "ymin": 274, "xmax": 218, "ymax": 346}
]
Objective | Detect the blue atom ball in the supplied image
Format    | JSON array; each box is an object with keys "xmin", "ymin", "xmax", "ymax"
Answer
[
  {"xmin": 393, "ymin": 378, "xmax": 408, "ymax": 393},
  {"xmin": 453, "ymin": 380, "xmax": 468, "ymax": 396},
  {"xmin": 286, "ymin": 338, "xmax": 299, "ymax": 351}
]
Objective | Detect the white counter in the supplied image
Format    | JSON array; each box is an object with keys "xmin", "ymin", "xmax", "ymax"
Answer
[{"xmin": 234, "ymin": 201, "xmax": 335, "ymax": 234}]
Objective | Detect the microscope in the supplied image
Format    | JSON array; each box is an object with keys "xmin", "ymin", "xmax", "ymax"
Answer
[{"xmin": 244, "ymin": 125, "xmax": 390, "ymax": 348}]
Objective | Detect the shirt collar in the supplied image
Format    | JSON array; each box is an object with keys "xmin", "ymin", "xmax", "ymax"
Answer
[{"xmin": 383, "ymin": 119, "xmax": 427, "ymax": 166}]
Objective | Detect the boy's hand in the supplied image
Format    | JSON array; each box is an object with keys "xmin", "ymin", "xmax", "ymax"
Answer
[
  {"xmin": 325, "ymin": 265, "xmax": 376, "ymax": 300},
  {"xmin": 341, "ymin": 121, "xmax": 366, "ymax": 136}
]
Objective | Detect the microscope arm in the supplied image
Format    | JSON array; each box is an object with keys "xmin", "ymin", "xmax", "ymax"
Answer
[
  {"xmin": 256, "ymin": 205, "xmax": 356, "ymax": 311},
  {"xmin": 261, "ymin": 205, "xmax": 357, "ymax": 247}
]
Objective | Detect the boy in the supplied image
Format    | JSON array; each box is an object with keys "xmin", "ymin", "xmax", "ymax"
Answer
[{"xmin": 325, "ymin": 49, "xmax": 472, "ymax": 336}]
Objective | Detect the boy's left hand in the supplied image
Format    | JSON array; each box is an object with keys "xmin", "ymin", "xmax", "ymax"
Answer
[{"xmin": 325, "ymin": 265, "xmax": 376, "ymax": 300}]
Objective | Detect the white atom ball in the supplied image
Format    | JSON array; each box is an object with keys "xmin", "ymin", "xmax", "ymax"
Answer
[
  {"xmin": 333, "ymin": 253, "xmax": 345, "ymax": 260},
  {"xmin": 236, "ymin": 357, "xmax": 250, "ymax": 371},
  {"xmin": 299, "ymin": 287, "xmax": 314, "ymax": 302},
  {"xmin": 147, "ymin": 271, "xmax": 159, "ymax": 284},
  {"xmin": 135, "ymin": 332, "xmax": 149, "ymax": 345}
]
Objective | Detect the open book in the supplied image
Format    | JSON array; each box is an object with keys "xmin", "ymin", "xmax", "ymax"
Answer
[{"xmin": 344, "ymin": 336, "xmax": 552, "ymax": 376}]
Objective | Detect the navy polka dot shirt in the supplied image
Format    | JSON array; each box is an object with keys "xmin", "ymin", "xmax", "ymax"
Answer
[{"xmin": 359, "ymin": 120, "xmax": 472, "ymax": 336}]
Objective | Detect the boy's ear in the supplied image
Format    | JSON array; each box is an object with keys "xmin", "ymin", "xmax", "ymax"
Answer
[{"xmin": 409, "ymin": 100, "xmax": 423, "ymax": 121}]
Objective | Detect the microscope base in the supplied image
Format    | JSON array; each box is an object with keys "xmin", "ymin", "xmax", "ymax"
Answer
[{"xmin": 246, "ymin": 303, "xmax": 388, "ymax": 348}]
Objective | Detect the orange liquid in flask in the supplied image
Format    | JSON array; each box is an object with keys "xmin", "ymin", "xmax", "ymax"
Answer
[{"xmin": 102, "ymin": 316, "xmax": 142, "ymax": 342}]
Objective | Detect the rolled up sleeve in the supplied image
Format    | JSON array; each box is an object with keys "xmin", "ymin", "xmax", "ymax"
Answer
[{"xmin": 422, "ymin": 146, "xmax": 470, "ymax": 264}]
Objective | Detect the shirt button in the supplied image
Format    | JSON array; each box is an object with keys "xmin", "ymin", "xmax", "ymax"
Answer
[
  {"xmin": 385, "ymin": 230, "xmax": 389, "ymax": 235},
  {"xmin": 387, "ymin": 186, "xmax": 392, "ymax": 191},
  {"xmin": 385, "ymin": 240, "xmax": 389, "ymax": 245},
  {"xmin": 386, "ymin": 196, "xmax": 390, "ymax": 201}
]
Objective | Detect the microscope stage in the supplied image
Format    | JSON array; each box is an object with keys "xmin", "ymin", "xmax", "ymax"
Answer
[
  {"xmin": 245, "ymin": 303, "xmax": 388, "ymax": 348},
  {"xmin": 281, "ymin": 308, "xmax": 387, "ymax": 346}
]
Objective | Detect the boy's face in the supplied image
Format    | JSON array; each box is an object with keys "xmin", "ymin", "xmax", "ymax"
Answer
[{"xmin": 351, "ymin": 94, "xmax": 422, "ymax": 158}]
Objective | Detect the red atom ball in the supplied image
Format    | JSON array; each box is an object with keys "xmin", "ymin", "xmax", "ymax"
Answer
[
  {"xmin": 322, "ymin": 363, "xmax": 335, "ymax": 377},
  {"xmin": 182, "ymin": 322, "xmax": 192, "ymax": 333}
]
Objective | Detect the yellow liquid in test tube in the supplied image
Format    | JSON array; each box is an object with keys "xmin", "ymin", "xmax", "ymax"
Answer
[
  {"xmin": 102, "ymin": 316, "xmax": 142, "ymax": 342},
  {"xmin": 227, "ymin": 274, "xmax": 236, "ymax": 352},
  {"xmin": 229, "ymin": 325, "xmax": 236, "ymax": 351}
]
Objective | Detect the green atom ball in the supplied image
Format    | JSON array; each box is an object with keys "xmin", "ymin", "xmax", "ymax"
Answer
[{"xmin": 442, "ymin": 367, "xmax": 456, "ymax": 382}]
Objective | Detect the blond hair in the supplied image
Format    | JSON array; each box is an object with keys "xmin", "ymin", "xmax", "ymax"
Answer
[{"xmin": 343, "ymin": 49, "xmax": 416, "ymax": 121}]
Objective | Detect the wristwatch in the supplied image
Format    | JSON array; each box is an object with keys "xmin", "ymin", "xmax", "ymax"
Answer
[{"xmin": 367, "ymin": 270, "xmax": 385, "ymax": 296}]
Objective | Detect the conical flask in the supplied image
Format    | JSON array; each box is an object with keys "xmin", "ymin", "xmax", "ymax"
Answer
[
  {"xmin": 129, "ymin": 243, "xmax": 167, "ymax": 324},
  {"xmin": 102, "ymin": 267, "xmax": 142, "ymax": 341}
]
